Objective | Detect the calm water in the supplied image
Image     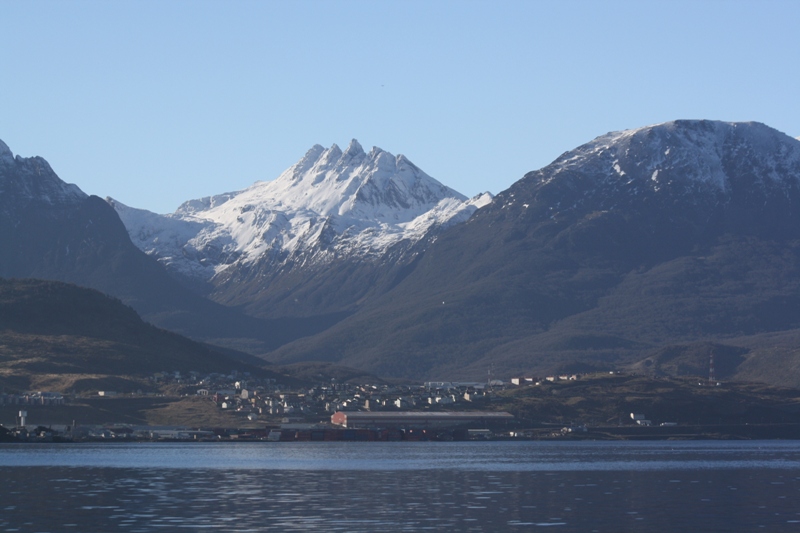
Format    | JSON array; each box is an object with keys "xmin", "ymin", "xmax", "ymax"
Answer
[{"xmin": 1, "ymin": 441, "xmax": 800, "ymax": 532}]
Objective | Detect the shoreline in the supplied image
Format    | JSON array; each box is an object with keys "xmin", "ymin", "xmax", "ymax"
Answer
[{"xmin": 5, "ymin": 422, "xmax": 800, "ymax": 443}]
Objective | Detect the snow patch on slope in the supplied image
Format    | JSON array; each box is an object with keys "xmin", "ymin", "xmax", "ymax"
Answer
[{"xmin": 108, "ymin": 198, "xmax": 222, "ymax": 281}]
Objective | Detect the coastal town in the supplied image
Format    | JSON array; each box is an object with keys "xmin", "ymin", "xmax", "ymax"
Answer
[
  {"xmin": 0, "ymin": 368, "xmax": 521, "ymax": 442},
  {"xmin": 5, "ymin": 368, "xmax": 800, "ymax": 443}
]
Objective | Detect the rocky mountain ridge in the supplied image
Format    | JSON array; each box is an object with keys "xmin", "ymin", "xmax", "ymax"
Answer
[{"xmin": 0, "ymin": 139, "xmax": 85, "ymax": 211}]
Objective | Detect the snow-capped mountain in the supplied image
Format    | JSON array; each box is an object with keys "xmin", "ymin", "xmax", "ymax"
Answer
[
  {"xmin": 111, "ymin": 140, "xmax": 491, "ymax": 286},
  {"xmin": 501, "ymin": 120, "xmax": 800, "ymax": 210},
  {"xmin": 567, "ymin": 120, "xmax": 800, "ymax": 191},
  {"xmin": 487, "ymin": 120, "xmax": 800, "ymax": 246}
]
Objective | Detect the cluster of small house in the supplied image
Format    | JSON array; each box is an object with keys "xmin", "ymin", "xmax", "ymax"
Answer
[
  {"xmin": 510, "ymin": 374, "xmax": 579, "ymax": 386},
  {"xmin": 0, "ymin": 391, "xmax": 64, "ymax": 406},
  {"xmin": 0, "ymin": 423, "xmax": 70, "ymax": 442},
  {"xmin": 203, "ymin": 380, "xmax": 510, "ymax": 422}
]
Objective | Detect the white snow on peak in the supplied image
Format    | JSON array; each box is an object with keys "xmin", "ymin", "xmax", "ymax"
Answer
[
  {"xmin": 231, "ymin": 138, "xmax": 460, "ymax": 220},
  {"xmin": 467, "ymin": 192, "xmax": 494, "ymax": 209},
  {"xmin": 546, "ymin": 120, "xmax": 800, "ymax": 193},
  {"xmin": 113, "ymin": 141, "xmax": 485, "ymax": 282}
]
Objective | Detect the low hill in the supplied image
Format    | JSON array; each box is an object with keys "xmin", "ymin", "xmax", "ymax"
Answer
[{"xmin": 0, "ymin": 278, "xmax": 273, "ymax": 393}]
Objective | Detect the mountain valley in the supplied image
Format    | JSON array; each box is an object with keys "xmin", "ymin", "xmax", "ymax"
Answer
[{"xmin": 4, "ymin": 121, "xmax": 800, "ymax": 387}]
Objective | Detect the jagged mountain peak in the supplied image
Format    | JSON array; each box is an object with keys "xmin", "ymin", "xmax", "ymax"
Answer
[
  {"xmin": 230, "ymin": 140, "xmax": 466, "ymax": 219},
  {"xmin": 0, "ymin": 138, "xmax": 86, "ymax": 206},
  {"xmin": 344, "ymin": 138, "xmax": 365, "ymax": 158},
  {"xmin": 218, "ymin": 138, "xmax": 470, "ymax": 219}
]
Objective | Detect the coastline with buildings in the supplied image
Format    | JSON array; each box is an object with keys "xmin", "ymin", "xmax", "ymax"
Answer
[{"xmin": 4, "ymin": 370, "xmax": 800, "ymax": 443}]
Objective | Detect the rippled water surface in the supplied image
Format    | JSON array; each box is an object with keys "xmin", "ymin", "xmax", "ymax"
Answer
[{"xmin": 2, "ymin": 441, "xmax": 800, "ymax": 532}]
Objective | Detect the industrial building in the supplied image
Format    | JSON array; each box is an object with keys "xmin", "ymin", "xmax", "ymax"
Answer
[{"xmin": 331, "ymin": 410, "xmax": 514, "ymax": 429}]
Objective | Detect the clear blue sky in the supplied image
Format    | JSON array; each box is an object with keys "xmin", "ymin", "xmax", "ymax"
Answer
[{"xmin": 1, "ymin": 0, "xmax": 798, "ymax": 214}]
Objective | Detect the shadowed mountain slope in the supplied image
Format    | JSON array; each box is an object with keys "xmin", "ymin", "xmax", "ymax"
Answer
[
  {"xmin": 265, "ymin": 121, "xmax": 800, "ymax": 387},
  {"xmin": 0, "ymin": 140, "xmax": 345, "ymax": 354}
]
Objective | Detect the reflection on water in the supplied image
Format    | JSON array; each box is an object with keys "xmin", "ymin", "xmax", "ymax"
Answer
[{"xmin": 1, "ymin": 441, "xmax": 800, "ymax": 532}]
